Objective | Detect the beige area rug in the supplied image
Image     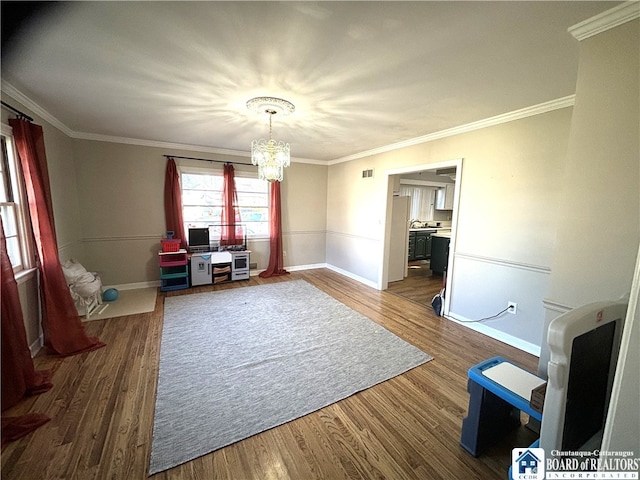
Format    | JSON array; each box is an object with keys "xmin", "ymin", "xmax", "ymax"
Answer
[
  {"xmin": 150, "ymin": 280, "xmax": 433, "ymax": 474},
  {"xmin": 82, "ymin": 287, "xmax": 158, "ymax": 322}
]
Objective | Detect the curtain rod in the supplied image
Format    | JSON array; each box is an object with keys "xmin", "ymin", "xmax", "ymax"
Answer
[
  {"xmin": 164, "ymin": 154, "xmax": 250, "ymax": 167},
  {"xmin": 1, "ymin": 101, "xmax": 34, "ymax": 122}
]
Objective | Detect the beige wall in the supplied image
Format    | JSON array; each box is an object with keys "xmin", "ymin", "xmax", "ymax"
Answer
[
  {"xmin": 1, "ymin": 99, "xmax": 84, "ymax": 262},
  {"xmin": 72, "ymin": 140, "xmax": 328, "ymax": 285},
  {"xmin": 324, "ymin": 16, "xmax": 639, "ymax": 354},
  {"xmin": 1, "ymin": 94, "xmax": 84, "ymax": 351},
  {"xmin": 326, "ymin": 108, "xmax": 572, "ymax": 349},
  {"xmin": 280, "ymin": 161, "xmax": 328, "ymax": 269},
  {"xmin": 539, "ymin": 18, "xmax": 639, "ymax": 377},
  {"xmin": 546, "ymin": 19, "xmax": 640, "ymax": 309},
  {"xmin": 72, "ymin": 140, "xmax": 167, "ymax": 285},
  {"xmin": 326, "ymin": 158, "xmax": 389, "ymax": 283},
  {"xmin": 550, "ymin": 18, "xmax": 639, "ymax": 453}
]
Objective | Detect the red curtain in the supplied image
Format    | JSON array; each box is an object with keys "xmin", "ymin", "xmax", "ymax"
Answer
[
  {"xmin": 9, "ymin": 119, "xmax": 104, "ymax": 356},
  {"xmin": 259, "ymin": 181, "xmax": 289, "ymax": 278},
  {"xmin": 163, "ymin": 158, "xmax": 186, "ymax": 249},
  {"xmin": 1, "ymin": 216, "xmax": 52, "ymax": 445},
  {"xmin": 220, "ymin": 163, "xmax": 243, "ymax": 246}
]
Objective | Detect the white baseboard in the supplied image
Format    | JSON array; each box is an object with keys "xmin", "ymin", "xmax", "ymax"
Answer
[
  {"xmin": 446, "ymin": 312, "xmax": 542, "ymax": 357},
  {"xmin": 252, "ymin": 263, "xmax": 378, "ymax": 290},
  {"xmin": 104, "ymin": 280, "xmax": 160, "ymax": 291},
  {"xmin": 102, "ymin": 267, "xmax": 540, "ymax": 357},
  {"xmin": 286, "ymin": 263, "xmax": 327, "ymax": 272},
  {"xmin": 324, "ymin": 264, "xmax": 379, "ymax": 289},
  {"xmin": 249, "ymin": 263, "xmax": 325, "ymax": 277}
]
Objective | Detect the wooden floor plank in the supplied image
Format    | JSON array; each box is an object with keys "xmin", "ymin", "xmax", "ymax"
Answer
[{"xmin": 2, "ymin": 268, "xmax": 538, "ymax": 479}]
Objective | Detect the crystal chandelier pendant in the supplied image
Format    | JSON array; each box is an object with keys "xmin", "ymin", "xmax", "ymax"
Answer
[
  {"xmin": 251, "ymin": 139, "xmax": 287, "ymax": 182},
  {"xmin": 247, "ymin": 97, "xmax": 294, "ymax": 182}
]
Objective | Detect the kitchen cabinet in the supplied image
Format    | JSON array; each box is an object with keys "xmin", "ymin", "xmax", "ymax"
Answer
[
  {"xmin": 435, "ymin": 184, "xmax": 455, "ymax": 210},
  {"xmin": 408, "ymin": 231, "xmax": 416, "ymax": 260},
  {"xmin": 430, "ymin": 235, "xmax": 450, "ymax": 274},
  {"xmin": 408, "ymin": 230, "xmax": 434, "ymax": 261}
]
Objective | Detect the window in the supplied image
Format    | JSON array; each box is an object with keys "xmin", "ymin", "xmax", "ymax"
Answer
[
  {"xmin": 399, "ymin": 185, "xmax": 437, "ymax": 221},
  {"xmin": 181, "ymin": 168, "xmax": 269, "ymax": 239},
  {"xmin": 0, "ymin": 127, "xmax": 31, "ymax": 273}
]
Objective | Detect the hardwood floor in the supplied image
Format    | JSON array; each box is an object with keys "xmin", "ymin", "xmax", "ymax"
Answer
[
  {"xmin": 386, "ymin": 260, "xmax": 444, "ymax": 307},
  {"xmin": 2, "ymin": 268, "xmax": 538, "ymax": 479}
]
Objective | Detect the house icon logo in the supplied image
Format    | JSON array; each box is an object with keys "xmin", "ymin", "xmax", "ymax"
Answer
[{"xmin": 512, "ymin": 447, "xmax": 545, "ymax": 480}]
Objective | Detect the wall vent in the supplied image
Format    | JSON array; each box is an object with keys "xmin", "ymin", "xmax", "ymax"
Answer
[{"xmin": 362, "ymin": 169, "xmax": 374, "ymax": 178}]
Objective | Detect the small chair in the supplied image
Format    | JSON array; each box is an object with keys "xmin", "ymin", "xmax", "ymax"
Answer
[{"xmin": 62, "ymin": 259, "xmax": 103, "ymax": 319}]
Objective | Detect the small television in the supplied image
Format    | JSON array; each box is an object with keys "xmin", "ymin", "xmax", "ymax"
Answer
[
  {"xmin": 540, "ymin": 301, "xmax": 627, "ymax": 453},
  {"xmin": 188, "ymin": 227, "xmax": 210, "ymax": 252}
]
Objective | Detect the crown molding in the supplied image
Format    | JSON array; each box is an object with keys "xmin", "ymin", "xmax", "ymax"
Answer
[
  {"xmin": 569, "ymin": 1, "xmax": 640, "ymax": 41},
  {"xmin": 4, "ymin": 79, "xmax": 574, "ymax": 167},
  {"xmin": 1, "ymin": 80, "xmax": 324, "ymax": 165},
  {"xmin": 1, "ymin": 80, "xmax": 74, "ymax": 136},
  {"xmin": 73, "ymin": 131, "xmax": 251, "ymax": 158},
  {"xmin": 73, "ymin": 132, "xmax": 325, "ymax": 165},
  {"xmin": 329, "ymin": 95, "xmax": 575, "ymax": 165}
]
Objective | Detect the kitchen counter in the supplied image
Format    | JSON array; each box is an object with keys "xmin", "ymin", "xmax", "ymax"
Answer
[
  {"xmin": 432, "ymin": 231, "xmax": 452, "ymax": 238},
  {"xmin": 409, "ymin": 227, "xmax": 452, "ymax": 232}
]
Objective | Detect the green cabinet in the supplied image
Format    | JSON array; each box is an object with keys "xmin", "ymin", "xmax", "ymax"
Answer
[
  {"xmin": 415, "ymin": 232, "xmax": 428, "ymax": 259},
  {"xmin": 408, "ymin": 230, "xmax": 434, "ymax": 261},
  {"xmin": 430, "ymin": 235, "xmax": 450, "ymax": 274},
  {"xmin": 408, "ymin": 231, "xmax": 416, "ymax": 260}
]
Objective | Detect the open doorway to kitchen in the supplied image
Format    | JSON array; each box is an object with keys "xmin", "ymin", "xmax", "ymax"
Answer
[{"xmin": 380, "ymin": 159, "xmax": 462, "ymax": 315}]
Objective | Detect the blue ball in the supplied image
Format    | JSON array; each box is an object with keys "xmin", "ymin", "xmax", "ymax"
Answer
[{"xmin": 102, "ymin": 288, "xmax": 119, "ymax": 302}]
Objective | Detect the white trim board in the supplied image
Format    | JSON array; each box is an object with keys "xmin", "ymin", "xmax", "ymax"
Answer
[
  {"xmin": 445, "ymin": 313, "xmax": 541, "ymax": 357},
  {"xmin": 0, "ymin": 81, "xmax": 322, "ymax": 165},
  {"xmin": 3, "ymin": 78, "xmax": 575, "ymax": 166},
  {"xmin": 104, "ymin": 280, "xmax": 161, "ymax": 291},
  {"xmin": 454, "ymin": 252, "xmax": 551, "ymax": 275},
  {"xmin": 330, "ymin": 96, "xmax": 575, "ymax": 164},
  {"xmin": 325, "ymin": 264, "xmax": 379, "ymax": 290},
  {"xmin": 105, "ymin": 263, "xmax": 540, "ymax": 355},
  {"xmin": 569, "ymin": 1, "xmax": 640, "ymax": 41}
]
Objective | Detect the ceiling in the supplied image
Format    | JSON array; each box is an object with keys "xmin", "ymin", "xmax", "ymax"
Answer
[{"xmin": 1, "ymin": 1, "xmax": 617, "ymax": 163}]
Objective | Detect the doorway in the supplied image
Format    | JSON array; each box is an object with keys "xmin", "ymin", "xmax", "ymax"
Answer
[{"xmin": 380, "ymin": 159, "xmax": 462, "ymax": 316}]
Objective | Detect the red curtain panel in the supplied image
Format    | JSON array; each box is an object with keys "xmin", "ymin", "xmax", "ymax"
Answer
[
  {"xmin": 9, "ymin": 119, "xmax": 104, "ymax": 356},
  {"xmin": 1, "ymin": 216, "xmax": 52, "ymax": 445},
  {"xmin": 220, "ymin": 163, "xmax": 243, "ymax": 246},
  {"xmin": 163, "ymin": 158, "xmax": 187, "ymax": 249},
  {"xmin": 259, "ymin": 181, "xmax": 289, "ymax": 278}
]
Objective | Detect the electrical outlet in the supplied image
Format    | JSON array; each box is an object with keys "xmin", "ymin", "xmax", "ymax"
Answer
[{"xmin": 508, "ymin": 302, "xmax": 517, "ymax": 314}]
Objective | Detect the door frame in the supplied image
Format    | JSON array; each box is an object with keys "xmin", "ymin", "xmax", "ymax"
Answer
[{"xmin": 379, "ymin": 158, "xmax": 463, "ymax": 317}]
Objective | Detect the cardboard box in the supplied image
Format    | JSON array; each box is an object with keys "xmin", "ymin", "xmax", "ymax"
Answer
[{"xmin": 530, "ymin": 382, "xmax": 547, "ymax": 414}]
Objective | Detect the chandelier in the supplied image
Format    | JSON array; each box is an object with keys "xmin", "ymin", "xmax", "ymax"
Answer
[{"xmin": 247, "ymin": 97, "xmax": 295, "ymax": 182}]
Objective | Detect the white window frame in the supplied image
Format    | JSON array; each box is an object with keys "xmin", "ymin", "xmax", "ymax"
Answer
[
  {"xmin": 179, "ymin": 163, "xmax": 270, "ymax": 241},
  {"xmin": 1, "ymin": 123, "xmax": 34, "ymax": 276}
]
